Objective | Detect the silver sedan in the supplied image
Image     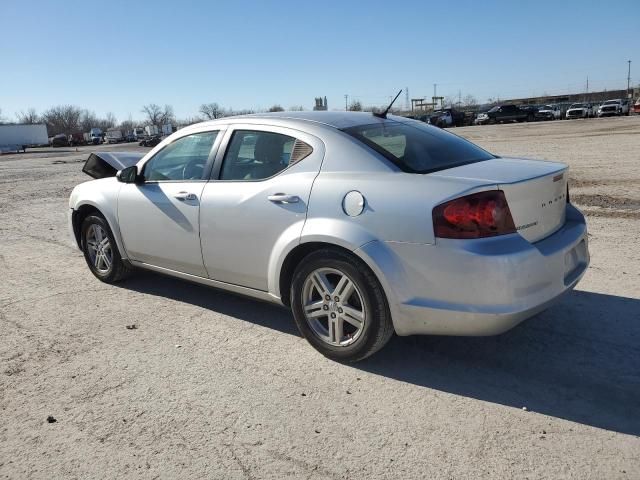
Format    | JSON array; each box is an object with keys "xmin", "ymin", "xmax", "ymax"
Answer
[{"xmin": 68, "ymin": 112, "xmax": 589, "ymax": 362}]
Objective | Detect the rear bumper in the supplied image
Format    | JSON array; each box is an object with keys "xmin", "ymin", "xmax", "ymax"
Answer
[{"xmin": 358, "ymin": 204, "xmax": 589, "ymax": 336}]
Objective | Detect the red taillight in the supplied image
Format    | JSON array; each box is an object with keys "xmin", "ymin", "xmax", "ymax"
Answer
[{"xmin": 433, "ymin": 190, "xmax": 516, "ymax": 239}]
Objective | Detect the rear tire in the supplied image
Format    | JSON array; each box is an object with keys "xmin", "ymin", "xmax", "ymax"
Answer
[
  {"xmin": 290, "ymin": 249, "xmax": 394, "ymax": 362},
  {"xmin": 81, "ymin": 214, "xmax": 132, "ymax": 283}
]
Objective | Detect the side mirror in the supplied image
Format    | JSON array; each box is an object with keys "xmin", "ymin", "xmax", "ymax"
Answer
[{"xmin": 117, "ymin": 165, "xmax": 140, "ymax": 183}]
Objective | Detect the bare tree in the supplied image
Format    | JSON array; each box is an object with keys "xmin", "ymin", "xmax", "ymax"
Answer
[
  {"xmin": 268, "ymin": 105, "xmax": 284, "ymax": 112},
  {"xmin": 141, "ymin": 104, "xmax": 163, "ymax": 126},
  {"xmin": 162, "ymin": 105, "xmax": 175, "ymax": 125},
  {"xmin": 79, "ymin": 110, "xmax": 98, "ymax": 132},
  {"xmin": 119, "ymin": 119, "xmax": 135, "ymax": 133},
  {"xmin": 16, "ymin": 108, "xmax": 40, "ymax": 124},
  {"xmin": 289, "ymin": 105, "xmax": 304, "ymax": 111},
  {"xmin": 105, "ymin": 112, "xmax": 117, "ymax": 129},
  {"xmin": 199, "ymin": 102, "xmax": 224, "ymax": 120},
  {"xmin": 227, "ymin": 108, "xmax": 254, "ymax": 116},
  {"xmin": 41, "ymin": 105, "xmax": 83, "ymax": 135},
  {"xmin": 442, "ymin": 96, "xmax": 456, "ymax": 108},
  {"xmin": 462, "ymin": 95, "xmax": 478, "ymax": 108},
  {"xmin": 348, "ymin": 100, "xmax": 362, "ymax": 111}
]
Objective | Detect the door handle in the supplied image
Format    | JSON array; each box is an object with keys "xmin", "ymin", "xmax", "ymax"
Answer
[
  {"xmin": 268, "ymin": 193, "xmax": 300, "ymax": 204},
  {"xmin": 174, "ymin": 192, "xmax": 197, "ymax": 201}
]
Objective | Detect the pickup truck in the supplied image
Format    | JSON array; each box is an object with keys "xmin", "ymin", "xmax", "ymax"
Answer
[
  {"xmin": 597, "ymin": 99, "xmax": 630, "ymax": 117},
  {"xmin": 476, "ymin": 104, "xmax": 535, "ymax": 124},
  {"xmin": 536, "ymin": 104, "xmax": 562, "ymax": 120},
  {"xmin": 565, "ymin": 103, "xmax": 594, "ymax": 119},
  {"xmin": 425, "ymin": 108, "xmax": 465, "ymax": 128}
]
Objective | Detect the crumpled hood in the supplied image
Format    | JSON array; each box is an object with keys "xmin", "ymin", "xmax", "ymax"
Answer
[{"xmin": 82, "ymin": 151, "xmax": 145, "ymax": 179}]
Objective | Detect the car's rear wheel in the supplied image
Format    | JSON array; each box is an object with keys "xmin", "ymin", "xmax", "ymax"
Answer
[
  {"xmin": 290, "ymin": 249, "xmax": 394, "ymax": 362},
  {"xmin": 81, "ymin": 214, "xmax": 132, "ymax": 283}
]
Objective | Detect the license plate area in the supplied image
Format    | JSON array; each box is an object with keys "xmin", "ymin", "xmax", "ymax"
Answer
[{"xmin": 564, "ymin": 239, "xmax": 588, "ymax": 285}]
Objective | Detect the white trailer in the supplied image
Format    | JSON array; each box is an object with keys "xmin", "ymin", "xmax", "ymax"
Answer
[
  {"xmin": 145, "ymin": 125, "xmax": 159, "ymax": 136},
  {"xmin": 105, "ymin": 128, "xmax": 123, "ymax": 144},
  {"xmin": 0, "ymin": 124, "xmax": 48, "ymax": 153}
]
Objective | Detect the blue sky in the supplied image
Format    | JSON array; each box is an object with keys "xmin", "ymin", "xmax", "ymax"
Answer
[{"xmin": 2, "ymin": 0, "xmax": 638, "ymax": 122}]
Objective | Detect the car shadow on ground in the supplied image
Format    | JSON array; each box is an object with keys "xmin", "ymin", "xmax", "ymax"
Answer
[
  {"xmin": 121, "ymin": 272, "xmax": 300, "ymax": 336},
  {"xmin": 356, "ymin": 290, "xmax": 640, "ymax": 437},
  {"xmin": 120, "ymin": 273, "xmax": 640, "ymax": 436}
]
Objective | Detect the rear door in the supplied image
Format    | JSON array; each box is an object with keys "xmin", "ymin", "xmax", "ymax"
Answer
[{"xmin": 200, "ymin": 124, "xmax": 324, "ymax": 290}]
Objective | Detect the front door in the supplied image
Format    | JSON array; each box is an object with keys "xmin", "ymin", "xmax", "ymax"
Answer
[
  {"xmin": 118, "ymin": 130, "xmax": 221, "ymax": 276},
  {"xmin": 200, "ymin": 125, "xmax": 324, "ymax": 291}
]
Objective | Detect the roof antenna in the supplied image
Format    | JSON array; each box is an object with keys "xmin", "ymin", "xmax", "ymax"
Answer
[{"xmin": 373, "ymin": 89, "xmax": 403, "ymax": 119}]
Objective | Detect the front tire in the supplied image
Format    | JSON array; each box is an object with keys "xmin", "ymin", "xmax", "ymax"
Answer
[
  {"xmin": 290, "ymin": 249, "xmax": 394, "ymax": 362},
  {"xmin": 81, "ymin": 214, "xmax": 132, "ymax": 283}
]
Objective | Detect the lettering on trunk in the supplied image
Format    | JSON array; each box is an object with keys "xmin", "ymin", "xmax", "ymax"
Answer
[{"xmin": 516, "ymin": 221, "xmax": 538, "ymax": 231}]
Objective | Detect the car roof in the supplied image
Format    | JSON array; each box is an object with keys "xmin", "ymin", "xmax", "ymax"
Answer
[{"xmin": 197, "ymin": 111, "xmax": 399, "ymax": 130}]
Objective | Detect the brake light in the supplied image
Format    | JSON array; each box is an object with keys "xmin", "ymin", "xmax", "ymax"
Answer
[{"xmin": 433, "ymin": 190, "xmax": 516, "ymax": 239}]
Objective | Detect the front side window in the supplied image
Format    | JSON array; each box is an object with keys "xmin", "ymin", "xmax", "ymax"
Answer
[
  {"xmin": 343, "ymin": 121, "xmax": 494, "ymax": 174},
  {"xmin": 143, "ymin": 131, "xmax": 218, "ymax": 181},
  {"xmin": 220, "ymin": 130, "xmax": 299, "ymax": 181}
]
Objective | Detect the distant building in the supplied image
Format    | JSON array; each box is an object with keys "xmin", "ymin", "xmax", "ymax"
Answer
[
  {"xmin": 507, "ymin": 89, "xmax": 628, "ymax": 106},
  {"xmin": 313, "ymin": 96, "xmax": 328, "ymax": 111}
]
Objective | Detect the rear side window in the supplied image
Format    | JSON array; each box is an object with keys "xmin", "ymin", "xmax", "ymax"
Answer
[
  {"xmin": 220, "ymin": 130, "xmax": 312, "ymax": 181},
  {"xmin": 343, "ymin": 121, "xmax": 494, "ymax": 174}
]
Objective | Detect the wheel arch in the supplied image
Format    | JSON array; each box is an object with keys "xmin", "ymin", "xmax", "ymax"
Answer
[
  {"xmin": 276, "ymin": 238, "xmax": 405, "ymax": 323},
  {"xmin": 72, "ymin": 201, "xmax": 128, "ymax": 259}
]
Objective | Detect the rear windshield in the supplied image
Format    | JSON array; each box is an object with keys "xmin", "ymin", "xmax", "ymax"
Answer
[{"xmin": 343, "ymin": 121, "xmax": 494, "ymax": 174}]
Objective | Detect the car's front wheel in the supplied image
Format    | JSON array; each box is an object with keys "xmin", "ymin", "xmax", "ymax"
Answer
[
  {"xmin": 290, "ymin": 249, "xmax": 394, "ymax": 362},
  {"xmin": 81, "ymin": 214, "xmax": 132, "ymax": 283}
]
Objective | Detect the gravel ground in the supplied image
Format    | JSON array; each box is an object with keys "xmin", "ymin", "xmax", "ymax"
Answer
[{"xmin": 1, "ymin": 116, "xmax": 639, "ymax": 479}]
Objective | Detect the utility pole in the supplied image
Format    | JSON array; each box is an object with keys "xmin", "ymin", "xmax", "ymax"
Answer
[
  {"xmin": 627, "ymin": 60, "xmax": 632, "ymax": 94},
  {"xmin": 344, "ymin": 94, "xmax": 348, "ymax": 110},
  {"xmin": 433, "ymin": 84, "xmax": 437, "ymax": 99}
]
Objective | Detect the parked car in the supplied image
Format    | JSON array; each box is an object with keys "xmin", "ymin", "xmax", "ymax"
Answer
[
  {"xmin": 426, "ymin": 108, "xmax": 465, "ymax": 128},
  {"xmin": 51, "ymin": 133, "xmax": 69, "ymax": 147},
  {"xmin": 565, "ymin": 103, "xmax": 593, "ymax": 119},
  {"xmin": 598, "ymin": 99, "xmax": 630, "ymax": 117},
  {"xmin": 536, "ymin": 104, "xmax": 562, "ymax": 120},
  {"xmin": 485, "ymin": 104, "xmax": 534, "ymax": 124},
  {"xmin": 139, "ymin": 135, "xmax": 162, "ymax": 147},
  {"xmin": 68, "ymin": 112, "xmax": 589, "ymax": 362},
  {"xmin": 634, "ymin": 99, "xmax": 640, "ymax": 114}
]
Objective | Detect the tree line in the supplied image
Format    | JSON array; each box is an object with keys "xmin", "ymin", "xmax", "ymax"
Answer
[
  {"xmin": 0, "ymin": 102, "xmax": 304, "ymax": 136},
  {"xmin": 0, "ymin": 96, "xmax": 480, "ymax": 136}
]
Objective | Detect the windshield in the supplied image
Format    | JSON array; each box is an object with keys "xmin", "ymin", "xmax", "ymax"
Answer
[
  {"xmin": 540, "ymin": 105, "xmax": 554, "ymax": 110},
  {"xmin": 488, "ymin": 106, "xmax": 500, "ymax": 112},
  {"xmin": 570, "ymin": 103, "xmax": 585, "ymax": 108},
  {"xmin": 342, "ymin": 121, "xmax": 494, "ymax": 174},
  {"xmin": 603, "ymin": 100, "xmax": 619, "ymax": 105}
]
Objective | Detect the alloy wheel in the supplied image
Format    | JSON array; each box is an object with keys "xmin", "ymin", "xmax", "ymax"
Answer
[
  {"xmin": 85, "ymin": 224, "xmax": 113, "ymax": 274},
  {"xmin": 301, "ymin": 267, "xmax": 366, "ymax": 347}
]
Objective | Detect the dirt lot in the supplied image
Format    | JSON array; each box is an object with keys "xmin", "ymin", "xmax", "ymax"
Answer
[{"xmin": 1, "ymin": 117, "xmax": 639, "ymax": 479}]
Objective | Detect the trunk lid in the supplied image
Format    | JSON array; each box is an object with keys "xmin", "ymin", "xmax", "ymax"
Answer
[{"xmin": 431, "ymin": 157, "xmax": 568, "ymax": 242}]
